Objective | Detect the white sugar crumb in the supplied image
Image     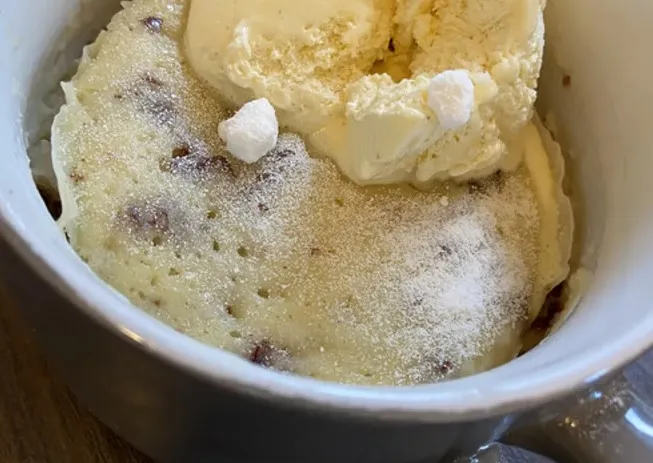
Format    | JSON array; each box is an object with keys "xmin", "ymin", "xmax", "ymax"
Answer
[
  {"xmin": 52, "ymin": 0, "xmax": 544, "ymax": 386},
  {"xmin": 219, "ymin": 98, "xmax": 279, "ymax": 164},
  {"xmin": 428, "ymin": 70, "xmax": 475, "ymax": 131}
]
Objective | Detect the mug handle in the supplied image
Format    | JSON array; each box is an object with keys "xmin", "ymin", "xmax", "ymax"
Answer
[{"xmin": 498, "ymin": 351, "xmax": 653, "ymax": 462}]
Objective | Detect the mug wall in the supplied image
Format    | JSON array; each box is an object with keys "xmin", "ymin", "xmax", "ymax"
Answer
[{"xmin": 1, "ymin": 1, "xmax": 653, "ymax": 462}]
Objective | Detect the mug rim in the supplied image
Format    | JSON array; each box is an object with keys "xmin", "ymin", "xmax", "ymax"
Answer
[{"xmin": 3, "ymin": 207, "xmax": 653, "ymax": 422}]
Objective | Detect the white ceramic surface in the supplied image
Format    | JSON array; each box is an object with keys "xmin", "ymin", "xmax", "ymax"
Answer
[{"xmin": 1, "ymin": 0, "xmax": 652, "ymax": 421}]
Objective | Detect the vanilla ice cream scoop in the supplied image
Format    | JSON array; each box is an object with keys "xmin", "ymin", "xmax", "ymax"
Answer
[
  {"xmin": 185, "ymin": 0, "xmax": 394, "ymax": 134},
  {"xmin": 186, "ymin": 0, "xmax": 546, "ymax": 185}
]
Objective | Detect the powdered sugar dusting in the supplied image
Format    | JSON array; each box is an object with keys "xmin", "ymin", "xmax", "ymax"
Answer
[{"xmin": 52, "ymin": 0, "xmax": 543, "ymax": 385}]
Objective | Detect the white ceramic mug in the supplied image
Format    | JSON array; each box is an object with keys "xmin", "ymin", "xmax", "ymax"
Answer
[{"xmin": 1, "ymin": 1, "xmax": 652, "ymax": 461}]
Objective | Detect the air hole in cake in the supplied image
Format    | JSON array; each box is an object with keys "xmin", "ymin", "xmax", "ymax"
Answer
[
  {"xmin": 230, "ymin": 330, "xmax": 242, "ymax": 339},
  {"xmin": 206, "ymin": 209, "xmax": 219, "ymax": 220},
  {"xmin": 257, "ymin": 288, "xmax": 271, "ymax": 299},
  {"xmin": 237, "ymin": 246, "xmax": 249, "ymax": 258},
  {"xmin": 334, "ymin": 198, "xmax": 345, "ymax": 207},
  {"xmin": 226, "ymin": 304, "xmax": 245, "ymax": 319},
  {"xmin": 212, "ymin": 240, "xmax": 220, "ymax": 252},
  {"xmin": 168, "ymin": 267, "xmax": 180, "ymax": 276}
]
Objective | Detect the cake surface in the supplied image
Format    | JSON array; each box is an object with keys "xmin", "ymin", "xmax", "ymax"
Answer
[{"xmin": 52, "ymin": 0, "xmax": 568, "ymax": 385}]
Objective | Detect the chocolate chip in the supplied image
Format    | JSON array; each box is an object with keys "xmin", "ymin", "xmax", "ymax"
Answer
[
  {"xmin": 225, "ymin": 305, "xmax": 234, "ymax": 316},
  {"xmin": 249, "ymin": 340, "xmax": 291, "ymax": 370},
  {"xmin": 310, "ymin": 247, "xmax": 322, "ymax": 256},
  {"xmin": 438, "ymin": 360, "xmax": 454, "ymax": 374},
  {"xmin": 172, "ymin": 144, "xmax": 191, "ymax": 159},
  {"xmin": 258, "ymin": 202, "xmax": 269, "ymax": 212},
  {"xmin": 388, "ymin": 38, "xmax": 395, "ymax": 52},
  {"xmin": 141, "ymin": 16, "xmax": 163, "ymax": 33}
]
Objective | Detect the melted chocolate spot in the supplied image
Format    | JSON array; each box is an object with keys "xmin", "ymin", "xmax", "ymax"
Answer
[
  {"xmin": 124, "ymin": 203, "xmax": 170, "ymax": 232},
  {"xmin": 129, "ymin": 74, "xmax": 177, "ymax": 125}
]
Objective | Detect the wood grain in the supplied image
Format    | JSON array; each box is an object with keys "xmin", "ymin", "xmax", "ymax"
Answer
[{"xmin": 0, "ymin": 283, "xmax": 152, "ymax": 463}]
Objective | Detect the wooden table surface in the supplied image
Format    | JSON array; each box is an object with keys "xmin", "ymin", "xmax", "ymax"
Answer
[{"xmin": 0, "ymin": 282, "xmax": 152, "ymax": 463}]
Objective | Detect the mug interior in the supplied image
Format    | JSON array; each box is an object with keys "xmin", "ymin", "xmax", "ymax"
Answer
[{"xmin": 1, "ymin": 0, "xmax": 653, "ymax": 420}]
